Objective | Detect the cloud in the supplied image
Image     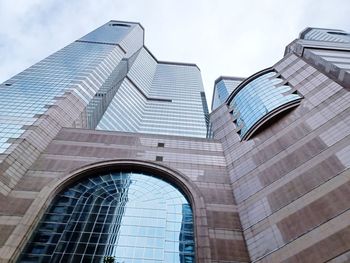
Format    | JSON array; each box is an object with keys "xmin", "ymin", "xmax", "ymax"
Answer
[{"xmin": 0, "ymin": 0, "xmax": 349, "ymax": 108}]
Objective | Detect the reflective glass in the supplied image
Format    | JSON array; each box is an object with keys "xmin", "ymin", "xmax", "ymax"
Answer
[
  {"xmin": 212, "ymin": 78, "xmax": 242, "ymax": 111},
  {"xmin": 0, "ymin": 41, "xmax": 118, "ymax": 154},
  {"xmin": 97, "ymin": 48, "xmax": 208, "ymax": 138},
  {"xmin": 229, "ymin": 71, "xmax": 302, "ymax": 140},
  {"xmin": 304, "ymin": 28, "xmax": 350, "ymax": 43},
  {"xmin": 19, "ymin": 172, "xmax": 195, "ymax": 263},
  {"xmin": 79, "ymin": 22, "xmax": 134, "ymax": 44}
]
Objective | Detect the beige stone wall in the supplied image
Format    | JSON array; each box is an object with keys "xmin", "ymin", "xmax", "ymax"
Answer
[
  {"xmin": 0, "ymin": 128, "xmax": 249, "ymax": 262},
  {"xmin": 211, "ymin": 54, "xmax": 350, "ymax": 263}
]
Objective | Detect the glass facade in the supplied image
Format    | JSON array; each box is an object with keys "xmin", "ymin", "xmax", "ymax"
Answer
[
  {"xmin": 19, "ymin": 172, "xmax": 195, "ymax": 263},
  {"xmin": 302, "ymin": 28, "xmax": 350, "ymax": 43},
  {"xmin": 212, "ymin": 77, "xmax": 243, "ymax": 111},
  {"xmin": 0, "ymin": 19, "xmax": 208, "ymax": 157},
  {"xmin": 0, "ymin": 21, "xmax": 146, "ymax": 155},
  {"xmin": 11, "ymin": 23, "xmax": 206, "ymax": 139},
  {"xmin": 80, "ymin": 22, "xmax": 135, "ymax": 45},
  {"xmin": 97, "ymin": 48, "xmax": 209, "ymax": 138},
  {"xmin": 0, "ymin": 41, "xmax": 122, "ymax": 154},
  {"xmin": 228, "ymin": 70, "xmax": 302, "ymax": 140},
  {"xmin": 85, "ymin": 59, "xmax": 129, "ymax": 129}
]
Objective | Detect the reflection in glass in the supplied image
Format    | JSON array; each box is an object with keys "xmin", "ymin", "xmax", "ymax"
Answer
[
  {"xmin": 212, "ymin": 78, "xmax": 243, "ymax": 111},
  {"xmin": 229, "ymin": 71, "xmax": 302, "ymax": 140},
  {"xmin": 0, "ymin": 41, "xmax": 116, "ymax": 154},
  {"xmin": 19, "ymin": 172, "xmax": 195, "ymax": 263}
]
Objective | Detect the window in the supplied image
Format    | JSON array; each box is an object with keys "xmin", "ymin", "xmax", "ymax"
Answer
[
  {"xmin": 19, "ymin": 171, "xmax": 195, "ymax": 262},
  {"xmin": 156, "ymin": 156, "xmax": 163, "ymax": 161},
  {"xmin": 328, "ymin": 31, "xmax": 349, "ymax": 36},
  {"xmin": 110, "ymin": 23, "xmax": 131, "ymax": 28},
  {"xmin": 228, "ymin": 70, "xmax": 302, "ymax": 140}
]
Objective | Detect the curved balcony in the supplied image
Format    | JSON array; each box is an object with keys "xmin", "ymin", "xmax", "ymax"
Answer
[{"xmin": 226, "ymin": 68, "xmax": 302, "ymax": 140}]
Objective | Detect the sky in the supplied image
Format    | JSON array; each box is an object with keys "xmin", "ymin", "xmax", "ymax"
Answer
[{"xmin": 0, "ymin": 0, "xmax": 349, "ymax": 109}]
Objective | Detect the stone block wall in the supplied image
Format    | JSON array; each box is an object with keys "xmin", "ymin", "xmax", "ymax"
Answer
[
  {"xmin": 0, "ymin": 128, "xmax": 249, "ymax": 262},
  {"xmin": 211, "ymin": 54, "xmax": 350, "ymax": 262}
]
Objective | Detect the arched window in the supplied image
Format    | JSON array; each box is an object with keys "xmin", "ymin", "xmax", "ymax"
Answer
[
  {"xmin": 227, "ymin": 69, "xmax": 302, "ymax": 140},
  {"xmin": 19, "ymin": 171, "xmax": 195, "ymax": 263}
]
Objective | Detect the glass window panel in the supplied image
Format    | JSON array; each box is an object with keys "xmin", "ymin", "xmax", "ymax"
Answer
[
  {"xmin": 19, "ymin": 172, "xmax": 195, "ymax": 262},
  {"xmin": 229, "ymin": 70, "xmax": 302, "ymax": 139}
]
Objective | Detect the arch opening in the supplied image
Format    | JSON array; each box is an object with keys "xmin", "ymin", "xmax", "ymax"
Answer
[{"xmin": 18, "ymin": 168, "xmax": 195, "ymax": 263}]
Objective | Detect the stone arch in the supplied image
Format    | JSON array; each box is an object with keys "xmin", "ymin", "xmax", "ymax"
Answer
[{"xmin": 14, "ymin": 159, "xmax": 210, "ymax": 262}]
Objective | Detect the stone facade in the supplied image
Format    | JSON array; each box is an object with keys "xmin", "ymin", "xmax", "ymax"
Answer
[
  {"xmin": 0, "ymin": 128, "xmax": 249, "ymax": 262},
  {"xmin": 210, "ymin": 53, "xmax": 350, "ymax": 262}
]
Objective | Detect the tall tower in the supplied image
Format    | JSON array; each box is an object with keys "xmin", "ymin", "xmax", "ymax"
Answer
[
  {"xmin": 0, "ymin": 21, "xmax": 209, "ymax": 196},
  {"xmin": 0, "ymin": 21, "xmax": 143, "ymax": 195},
  {"xmin": 0, "ymin": 21, "xmax": 215, "ymax": 263},
  {"xmin": 211, "ymin": 76, "xmax": 244, "ymax": 111},
  {"xmin": 95, "ymin": 47, "xmax": 208, "ymax": 138}
]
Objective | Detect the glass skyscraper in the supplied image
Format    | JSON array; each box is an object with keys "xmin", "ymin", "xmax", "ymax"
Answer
[
  {"xmin": 0, "ymin": 20, "xmax": 205, "ymax": 263},
  {"xmin": 0, "ymin": 20, "xmax": 209, "ymax": 197},
  {"xmin": 0, "ymin": 20, "xmax": 208, "ymax": 157},
  {"xmin": 96, "ymin": 47, "xmax": 209, "ymax": 138},
  {"xmin": 211, "ymin": 76, "xmax": 244, "ymax": 111}
]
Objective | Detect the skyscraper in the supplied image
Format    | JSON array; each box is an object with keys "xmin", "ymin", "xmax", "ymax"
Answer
[
  {"xmin": 0, "ymin": 20, "xmax": 211, "ymax": 263},
  {"xmin": 0, "ymin": 23, "xmax": 349, "ymax": 263},
  {"xmin": 0, "ymin": 20, "xmax": 208, "ymax": 195},
  {"xmin": 211, "ymin": 76, "xmax": 244, "ymax": 111}
]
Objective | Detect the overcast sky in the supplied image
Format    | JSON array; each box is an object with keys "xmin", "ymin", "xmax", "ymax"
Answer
[{"xmin": 0, "ymin": 0, "xmax": 349, "ymax": 109}]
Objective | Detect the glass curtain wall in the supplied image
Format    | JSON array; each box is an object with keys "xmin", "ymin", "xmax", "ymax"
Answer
[{"xmin": 19, "ymin": 172, "xmax": 195, "ymax": 263}]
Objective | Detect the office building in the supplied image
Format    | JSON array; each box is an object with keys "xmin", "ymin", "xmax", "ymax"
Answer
[
  {"xmin": 209, "ymin": 27, "xmax": 350, "ymax": 262},
  {"xmin": 0, "ymin": 20, "xmax": 214, "ymax": 263},
  {"xmin": 0, "ymin": 23, "xmax": 349, "ymax": 263},
  {"xmin": 211, "ymin": 76, "xmax": 244, "ymax": 111}
]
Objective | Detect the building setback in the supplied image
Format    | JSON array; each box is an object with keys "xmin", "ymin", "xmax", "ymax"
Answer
[{"xmin": 0, "ymin": 22, "xmax": 349, "ymax": 263}]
